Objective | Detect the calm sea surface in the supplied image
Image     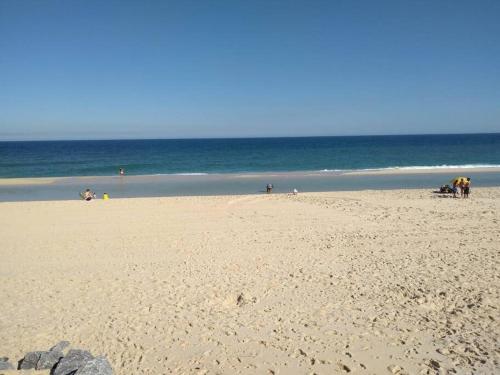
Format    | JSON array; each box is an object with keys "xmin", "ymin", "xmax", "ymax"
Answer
[{"xmin": 1, "ymin": 134, "xmax": 500, "ymax": 178}]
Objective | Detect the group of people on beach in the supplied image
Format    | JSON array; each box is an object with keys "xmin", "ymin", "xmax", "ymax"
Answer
[
  {"xmin": 452, "ymin": 177, "xmax": 471, "ymax": 198},
  {"xmin": 439, "ymin": 177, "xmax": 472, "ymax": 198}
]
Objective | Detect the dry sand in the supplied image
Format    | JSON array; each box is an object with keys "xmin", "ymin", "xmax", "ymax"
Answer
[{"xmin": 0, "ymin": 188, "xmax": 498, "ymax": 374}]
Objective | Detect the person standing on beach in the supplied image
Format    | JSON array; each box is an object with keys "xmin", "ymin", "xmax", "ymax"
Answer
[
  {"xmin": 266, "ymin": 183, "xmax": 273, "ymax": 193},
  {"xmin": 119, "ymin": 168, "xmax": 125, "ymax": 176},
  {"xmin": 463, "ymin": 178, "xmax": 471, "ymax": 198},
  {"xmin": 452, "ymin": 180, "xmax": 458, "ymax": 198},
  {"xmin": 459, "ymin": 178, "xmax": 465, "ymax": 198}
]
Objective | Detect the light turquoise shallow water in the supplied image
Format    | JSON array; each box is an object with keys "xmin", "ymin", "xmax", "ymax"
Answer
[{"xmin": 1, "ymin": 170, "xmax": 498, "ymax": 201}]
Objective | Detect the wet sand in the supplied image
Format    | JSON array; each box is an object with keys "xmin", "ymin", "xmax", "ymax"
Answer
[
  {"xmin": 0, "ymin": 188, "xmax": 499, "ymax": 374},
  {"xmin": 1, "ymin": 166, "xmax": 500, "ymax": 186}
]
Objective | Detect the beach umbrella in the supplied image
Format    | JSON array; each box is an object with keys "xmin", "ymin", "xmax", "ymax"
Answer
[{"xmin": 450, "ymin": 176, "xmax": 468, "ymax": 184}]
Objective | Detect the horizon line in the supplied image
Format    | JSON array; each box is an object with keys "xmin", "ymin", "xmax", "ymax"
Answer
[{"xmin": 1, "ymin": 131, "xmax": 499, "ymax": 142}]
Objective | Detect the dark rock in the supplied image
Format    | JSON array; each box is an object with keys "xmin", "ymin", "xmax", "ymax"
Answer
[
  {"xmin": 50, "ymin": 341, "xmax": 71, "ymax": 353},
  {"xmin": 75, "ymin": 356, "xmax": 113, "ymax": 375},
  {"xmin": 0, "ymin": 359, "xmax": 14, "ymax": 370},
  {"xmin": 37, "ymin": 349, "xmax": 64, "ymax": 370},
  {"xmin": 52, "ymin": 349, "xmax": 93, "ymax": 375},
  {"xmin": 19, "ymin": 351, "xmax": 44, "ymax": 370}
]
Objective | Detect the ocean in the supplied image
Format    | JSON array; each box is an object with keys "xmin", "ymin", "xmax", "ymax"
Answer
[
  {"xmin": 1, "ymin": 134, "xmax": 500, "ymax": 201},
  {"xmin": 1, "ymin": 133, "xmax": 500, "ymax": 178}
]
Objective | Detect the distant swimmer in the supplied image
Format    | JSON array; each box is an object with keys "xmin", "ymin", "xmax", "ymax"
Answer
[
  {"xmin": 80, "ymin": 188, "xmax": 96, "ymax": 201},
  {"xmin": 119, "ymin": 168, "xmax": 125, "ymax": 176},
  {"xmin": 266, "ymin": 183, "xmax": 273, "ymax": 193}
]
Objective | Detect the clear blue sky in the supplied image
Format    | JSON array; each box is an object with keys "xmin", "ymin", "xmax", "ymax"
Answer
[{"xmin": 1, "ymin": 0, "xmax": 499, "ymax": 140}]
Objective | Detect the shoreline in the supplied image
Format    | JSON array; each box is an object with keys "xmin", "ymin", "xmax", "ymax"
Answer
[
  {"xmin": 1, "ymin": 167, "xmax": 499, "ymax": 202},
  {"xmin": 1, "ymin": 166, "xmax": 499, "ymax": 186}
]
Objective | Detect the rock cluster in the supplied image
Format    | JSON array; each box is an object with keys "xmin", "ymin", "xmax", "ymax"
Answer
[
  {"xmin": 0, "ymin": 357, "xmax": 14, "ymax": 371},
  {"xmin": 0, "ymin": 342, "xmax": 112, "ymax": 374}
]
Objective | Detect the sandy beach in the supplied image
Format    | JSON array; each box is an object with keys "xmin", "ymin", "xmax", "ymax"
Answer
[{"xmin": 0, "ymin": 188, "xmax": 498, "ymax": 374}]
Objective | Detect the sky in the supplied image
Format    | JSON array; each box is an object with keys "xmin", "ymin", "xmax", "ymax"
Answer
[{"xmin": 1, "ymin": 0, "xmax": 499, "ymax": 140}]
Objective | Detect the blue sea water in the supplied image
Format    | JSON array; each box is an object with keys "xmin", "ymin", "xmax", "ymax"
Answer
[{"xmin": 1, "ymin": 134, "xmax": 500, "ymax": 178}]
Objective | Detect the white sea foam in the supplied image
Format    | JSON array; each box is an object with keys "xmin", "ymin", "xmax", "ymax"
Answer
[
  {"xmin": 318, "ymin": 164, "xmax": 500, "ymax": 173},
  {"xmin": 373, "ymin": 164, "xmax": 500, "ymax": 171},
  {"xmin": 174, "ymin": 173, "xmax": 209, "ymax": 176},
  {"xmin": 152, "ymin": 173, "xmax": 209, "ymax": 176}
]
